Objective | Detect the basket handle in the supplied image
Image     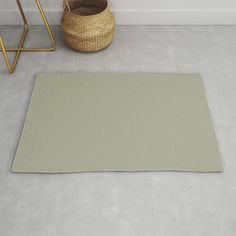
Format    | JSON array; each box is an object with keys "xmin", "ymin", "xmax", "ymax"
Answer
[{"xmin": 63, "ymin": 0, "xmax": 71, "ymax": 12}]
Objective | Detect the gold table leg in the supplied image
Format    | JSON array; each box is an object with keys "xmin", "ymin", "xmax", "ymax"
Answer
[{"xmin": 0, "ymin": 0, "xmax": 57, "ymax": 73}]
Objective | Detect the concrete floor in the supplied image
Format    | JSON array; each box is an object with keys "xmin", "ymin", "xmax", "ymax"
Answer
[{"xmin": 0, "ymin": 26, "xmax": 236, "ymax": 236}]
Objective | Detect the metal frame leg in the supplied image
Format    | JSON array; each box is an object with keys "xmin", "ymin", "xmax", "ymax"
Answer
[{"xmin": 0, "ymin": 0, "xmax": 57, "ymax": 73}]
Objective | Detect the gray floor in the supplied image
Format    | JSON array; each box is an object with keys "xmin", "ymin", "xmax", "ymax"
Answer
[{"xmin": 0, "ymin": 26, "xmax": 236, "ymax": 236}]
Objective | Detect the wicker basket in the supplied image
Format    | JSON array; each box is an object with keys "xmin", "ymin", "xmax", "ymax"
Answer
[{"xmin": 61, "ymin": 0, "xmax": 115, "ymax": 52}]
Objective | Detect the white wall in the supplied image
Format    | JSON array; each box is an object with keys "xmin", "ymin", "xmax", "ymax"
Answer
[{"xmin": 1, "ymin": 0, "xmax": 236, "ymax": 25}]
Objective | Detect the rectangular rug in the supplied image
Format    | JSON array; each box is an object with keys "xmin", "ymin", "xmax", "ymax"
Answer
[{"xmin": 12, "ymin": 73, "xmax": 222, "ymax": 173}]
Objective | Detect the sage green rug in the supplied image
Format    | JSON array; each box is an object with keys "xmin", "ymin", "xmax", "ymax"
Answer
[{"xmin": 12, "ymin": 73, "xmax": 222, "ymax": 173}]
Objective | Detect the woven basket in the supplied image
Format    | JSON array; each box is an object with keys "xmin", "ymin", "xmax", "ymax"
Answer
[{"xmin": 61, "ymin": 0, "xmax": 115, "ymax": 52}]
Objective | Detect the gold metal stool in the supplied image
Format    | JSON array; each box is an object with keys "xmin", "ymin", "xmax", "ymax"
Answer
[{"xmin": 0, "ymin": 0, "xmax": 57, "ymax": 73}]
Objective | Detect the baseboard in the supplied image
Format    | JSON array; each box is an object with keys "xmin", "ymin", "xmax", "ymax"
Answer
[{"xmin": 1, "ymin": 9, "xmax": 236, "ymax": 25}]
